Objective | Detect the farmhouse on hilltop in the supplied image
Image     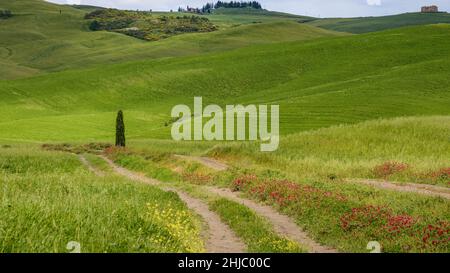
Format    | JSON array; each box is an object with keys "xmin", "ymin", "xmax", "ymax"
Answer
[
  {"xmin": 184, "ymin": 6, "xmax": 201, "ymax": 13},
  {"xmin": 421, "ymin": 5, "xmax": 438, "ymax": 13}
]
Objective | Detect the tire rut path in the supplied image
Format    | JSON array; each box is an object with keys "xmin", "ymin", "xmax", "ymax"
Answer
[
  {"xmin": 173, "ymin": 155, "xmax": 337, "ymax": 252},
  {"xmin": 205, "ymin": 186, "xmax": 338, "ymax": 253},
  {"xmin": 81, "ymin": 155, "xmax": 246, "ymax": 253},
  {"xmin": 346, "ymin": 179, "xmax": 450, "ymax": 200}
]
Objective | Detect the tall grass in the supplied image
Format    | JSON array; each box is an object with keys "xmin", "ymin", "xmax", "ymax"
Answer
[
  {"xmin": 0, "ymin": 147, "xmax": 204, "ymax": 253},
  {"xmin": 208, "ymin": 116, "xmax": 450, "ymax": 186}
]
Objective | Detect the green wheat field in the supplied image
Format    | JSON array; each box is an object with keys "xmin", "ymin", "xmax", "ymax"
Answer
[{"xmin": 0, "ymin": 0, "xmax": 449, "ymax": 253}]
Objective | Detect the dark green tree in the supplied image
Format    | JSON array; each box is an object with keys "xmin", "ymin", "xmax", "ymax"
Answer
[
  {"xmin": 89, "ymin": 20, "xmax": 101, "ymax": 31},
  {"xmin": 0, "ymin": 10, "xmax": 12, "ymax": 19},
  {"xmin": 115, "ymin": 110, "xmax": 126, "ymax": 147}
]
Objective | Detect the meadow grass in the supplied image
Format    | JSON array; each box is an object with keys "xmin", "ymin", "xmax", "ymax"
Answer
[
  {"xmin": 112, "ymin": 151, "xmax": 179, "ymax": 183},
  {"xmin": 0, "ymin": 146, "xmax": 204, "ymax": 252}
]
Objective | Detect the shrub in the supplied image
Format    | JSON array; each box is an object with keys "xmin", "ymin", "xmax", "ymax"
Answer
[
  {"xmin": 182, "ymin": 172, "xmax": 212, "ymax": 185},
  {"xmin": 421, "ymin": 221, "xmax": 450, "ymax": 249},
  {"xmin": 340, "ymin": 205, "xmax": 450, "ymax": 252},
  {"xmin": 0, "ymin": 9, "xmax": 12, "ymax": 19},
  {"xmin": 232, "ymin": 174, "xmax": 258, "ymax": 191},
  {"xmin": 429, "ymin": 167, "xmax": 450, "ymax": 184},
  {"xmin": 84, "ymin": 9, "xmax": 216, "ymax": 41},
  {"xmin": 89, "ymin": 20, "xmax": 101, "ymax": 31},
  {"xmin": 42, "ymin": 143, "xmax": 112, "ymax": 154},
  {"xmin": 232, "ymin": 175, "xmax": 347, "ymax": 207},
  {"xmin": 373, "ymin": 161, "xmax": 408, "ymax": 178},
  {"xmin": 340, "ymin": 205, "xmax": 392, "ymax": 231}
]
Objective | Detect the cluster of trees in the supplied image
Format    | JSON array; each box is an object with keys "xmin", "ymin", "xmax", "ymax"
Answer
[
  {"xmin": 179, "ymin": 1, "xmax": 263, "ymax": 14},
  {"xmin": 213, "ymin": 1, "xmax": 262, "ymax": 9},
  {"xmin": 0, "ymin": 9, "xmax": 12, "ymax": 19},
  {"xmin": 86, "ymin": 9, "xmax": 216, "ymax": 41},
  {"xmin": 85, "ymin": 8, "xmax": 134, "ymax": 20},
  {"xmin": 89, "ymin": 18, "xmax": 134, "ymax": 31}
]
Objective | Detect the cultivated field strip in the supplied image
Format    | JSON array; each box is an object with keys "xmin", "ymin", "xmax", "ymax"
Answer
[{"xmin": 95, "ymin": 155, "xmax": 246, "ymax": 253}]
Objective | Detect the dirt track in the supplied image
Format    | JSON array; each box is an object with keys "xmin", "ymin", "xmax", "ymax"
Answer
[
  {"xmin": 94, "ymin": 155, "xmax": 246, "ymax": 253},
  {"xmin": 80, "ymin": 155, "xmax": 337, "ymax": 253},
  {"xmin": 346, "ymin": 179, "xmax": 450, "ymax": 200},
  {"xmin": 175, "ymin": 155, "xmax": 450, "ymax": 200},
  {"xmin": 174, "ymin": 155, "xmax": 229, "ymax": 171},
  {"xmin": 205, "ymin": 186, "xmax": 337, "ymax": 253},
  {"xmin": 78, "ymin": 155, "xmax": 104, "ymax": 177}
]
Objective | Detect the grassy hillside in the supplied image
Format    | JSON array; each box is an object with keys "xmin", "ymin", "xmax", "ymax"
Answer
[
  {"xmin": 309, "ymin": 12, "xmax": 450, "ymax": 33},
  {"xmin": 0, "ymin": 0, "xmax": 335, "ymax": 79},
  {"xmin": 2, "ymin": 1, "xmax": 449, "ymax": 80},
  {"xmin": 207, "ymin": 116, "xmax": 450, "ymax": 186},
  {"xmin": 0, "ymin": 24, "xmax": 449, "ymax": 142}
]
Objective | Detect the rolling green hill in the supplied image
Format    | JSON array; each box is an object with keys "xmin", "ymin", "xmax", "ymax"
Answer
[
  {"xmin": 0, "ymin": 0, "xmax": 337, "ymax": 79},
  {"xmin": 0, "ymin": 23, "xmax": 449, "ymax": 142},
  {"xmin": 0, "ymin": 0, "xmax": 449, "ymax": 143},
  {"xmin": 309, "ymin": 12, "xmax": 450, "ymax": 33}
]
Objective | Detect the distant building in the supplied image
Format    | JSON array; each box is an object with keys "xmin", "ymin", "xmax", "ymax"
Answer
[
  {"xmin": 185, "ymin": 6, "xmax": 201, "ymax": 14},
  {"xmin": 421, "ymin": 5, "xmax": 439, "ymax": 13}
]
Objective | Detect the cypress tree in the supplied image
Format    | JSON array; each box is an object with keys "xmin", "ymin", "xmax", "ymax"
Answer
[{"xmin": 115, "ymin": 110, "xmax": 126, "ymax": 147}]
